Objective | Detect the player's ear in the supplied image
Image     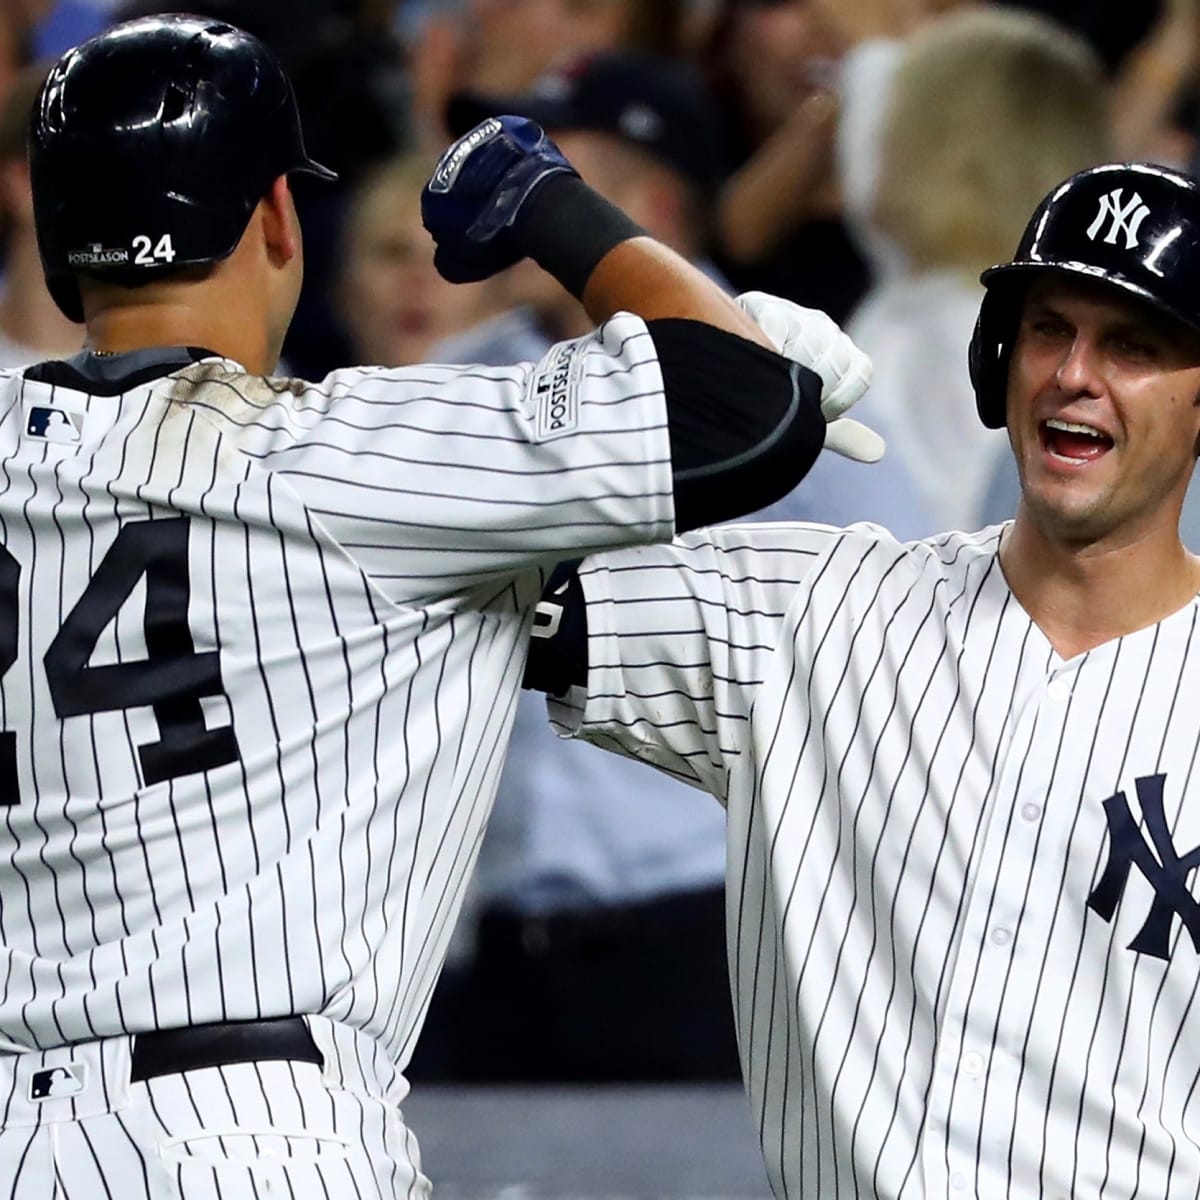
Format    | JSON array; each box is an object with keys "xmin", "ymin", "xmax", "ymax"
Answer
[{"xmin": 260, "ymin": 174, "xmax": 299, "ymax": 268}]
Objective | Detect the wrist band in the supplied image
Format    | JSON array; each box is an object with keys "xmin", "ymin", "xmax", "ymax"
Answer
[{"xmin": 511, "ymin": 173, "xmax": 646, "ymax": 299}]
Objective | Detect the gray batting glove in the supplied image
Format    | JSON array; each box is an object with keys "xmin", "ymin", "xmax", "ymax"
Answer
[{"xmin": 736, "ymin": 291, "xmax": 884, "ymax": 463}]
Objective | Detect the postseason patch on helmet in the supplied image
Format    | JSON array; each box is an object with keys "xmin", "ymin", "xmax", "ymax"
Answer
[
  {"xmin": 66, "ymin": 242, "xmax": 130, "ymax": 267},
  {"xmin": 529, "ymin": 336, "xmax": 585, "ymax": 441}
]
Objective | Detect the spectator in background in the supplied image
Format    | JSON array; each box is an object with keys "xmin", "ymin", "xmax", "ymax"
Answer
[
  {"xmin": 1002, "ymin": 0, "xmax": 1163, "ymax": 75},
  {"xmin": 333, "ymin": 154, "xmax": 498, "ymax": 368},
  {"xmin": 434, "ymin": 50, "xmax": 731, "ymax": 359},
  {"xmin": 407, "ymin": 48, "xmax": 934, "ymax": 1084},
  {"xmin": 404, "ymin": 0, "xmax": 691, "ymax": 152},
  {"xmin": 701, "ymin": 0, "xmax": 871, "ymax": 324},
  {"xmin": 834, "ymin": 5, "xmax": 1112, "ymax": 531},
  {"xmin": 1100, "ymin": 0, "xmax": 1200, "ymax": 165},
  {"xmin": 28, "ymin": 0, "xmax": 116, "ymax": 56},
  {"xmin": 0, "ymin": 0, "xmax": 45, "ymax": 128},
  {"xmin": 0, "ymin": 64, "xmax": 80, "ymax": 364},
  {"xmin": 994, "ymin": 1, "xmax": 1200, "ymax": 173}
]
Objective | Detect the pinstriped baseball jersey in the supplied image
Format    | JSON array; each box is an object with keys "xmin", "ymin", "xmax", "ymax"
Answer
[
  {"xmin": 551, "ymin": 520, "xmax": 1200, "ymax": 1199},
  {"xmin": 1, "ymin": 1018, "xmax": 425, "ymax": 1198},
  {"xmin": 0, "ymin": 312, "xmax": 672, "ymax": 1078}
]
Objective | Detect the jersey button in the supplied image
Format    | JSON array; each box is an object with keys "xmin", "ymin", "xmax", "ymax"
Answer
[
  {"xmin": 1021, "ymin": 803, "xmax": 1042, "ymax": 822},
  {"xmin": 961, "ymin": 1051, "xmax": 985, "ymax": 1077},
  {"xmin": 951, "ymin": 1171, "xmax": 969, "ymax": 1190},
  {"xmin": 1047, "ymin": 678, "xmax": 1071, "ymax": 702},
  {"xmin": 990, "ymin": 927, "xmax": 1012, "ymax": 947}
]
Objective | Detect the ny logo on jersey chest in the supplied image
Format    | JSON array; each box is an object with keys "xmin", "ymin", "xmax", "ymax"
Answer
[{"xmin": 1087, "ymin": 773, "xmax": 1200, "ymax": 960}]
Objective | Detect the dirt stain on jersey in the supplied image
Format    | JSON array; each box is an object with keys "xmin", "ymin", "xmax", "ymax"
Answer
[{"xmin": 168, "ymin": 363, "xmax": 309, "ymax": 421}]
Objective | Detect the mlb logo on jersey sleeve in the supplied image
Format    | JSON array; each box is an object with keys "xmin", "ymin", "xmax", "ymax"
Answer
[{"xmin": 22, "ymin": 397, "xmax": 88, "ymax": 458}]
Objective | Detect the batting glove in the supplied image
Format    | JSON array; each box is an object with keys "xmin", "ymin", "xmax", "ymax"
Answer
[
  {"xmin": 736, "ymin": 291, "xmax": 883, "ymax": 463},
  {"xmin": 422, "ymin": 116, "xmax": 579, "ymax": 284}
]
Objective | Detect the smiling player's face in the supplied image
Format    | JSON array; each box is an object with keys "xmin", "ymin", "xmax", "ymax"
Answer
[{"xmin": 1005, "ymin": 274, "xmax": 1200, "ymax": 546}]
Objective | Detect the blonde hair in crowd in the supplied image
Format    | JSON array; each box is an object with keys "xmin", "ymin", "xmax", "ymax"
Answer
[
  {"xmin": 873, "ymin": 7, "xmax": 1112, "ymax": 275},
  {"xmin": 341, "ymin": 154, "xmax": 437, "ymax": 251}
]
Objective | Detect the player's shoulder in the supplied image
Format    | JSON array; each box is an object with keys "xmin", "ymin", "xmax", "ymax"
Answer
[
  {"xmin": 911, "ymin": 522, "xmax": 1008, "ymax": 569},
  {"xmin": 0, "ymin": 363, "xmax": 30, "ymax": 397},
  {"xmin": 693, "ymin": 518, "xmax": 1002, "ymax": 557},
  {"xmin": 750, "ymin": 520, "xmax": 1006, "ymax": 635},
  {"xmin": 723, "ymin": 518, "xmax": 1005, "ymax": 589},
  {"xmin": 830, "ymin": 518, "xmax": 1006, "ymax": 572},
  {"xmin": 815, "ymin": 521, "xmax": 1007, "ymax": 612},
  {"xmin": 164, "ymin": 359, "xmax": 475, "ymax": 423},
  {"xmin": 664, "ymin": 518, "xmax": 957, "ymax": 587}
]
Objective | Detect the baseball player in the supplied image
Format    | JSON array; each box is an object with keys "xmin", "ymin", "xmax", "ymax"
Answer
[
  {"xmin": 525, "ymin": 161, "xmax": 1200, "ymax": 1198},
  {"xmin": 0, "ymin": 13, "xmax": 881, "ymax": 1199}
]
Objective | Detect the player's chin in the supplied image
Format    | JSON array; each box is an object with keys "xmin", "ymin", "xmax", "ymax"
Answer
[
  {"xmin": 1023, "ymin": 438, "xmax": 1116, "ymax": 499},
  {"xmin": 1021, "ymin": 478, "xmax": 1116, "ymax": 541}
]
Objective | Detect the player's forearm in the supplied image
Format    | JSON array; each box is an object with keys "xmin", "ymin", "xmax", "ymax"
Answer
[
  {"xmin": 580, "ymin": 238, "xmax": 774, "ymax": 349},
  {"xmin": 419, "ymin": 118, "xmax": 771, "ymax": 348},
  {"xmin": 514, "ymin": 172, "xmax": 773, "ymax": 349}
]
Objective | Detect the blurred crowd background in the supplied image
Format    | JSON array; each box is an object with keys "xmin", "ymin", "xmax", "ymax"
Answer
[{"xmin": 8, "ymin": 0, "xmax": 1200, "ymax": 1087}]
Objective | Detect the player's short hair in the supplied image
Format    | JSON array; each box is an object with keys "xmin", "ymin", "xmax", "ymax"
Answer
[{"xmin": 339, "ymin": 154, "xmax": 436, "ymax": 259}]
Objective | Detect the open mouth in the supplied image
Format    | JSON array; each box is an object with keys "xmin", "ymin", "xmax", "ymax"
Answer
[{"xmin": 1040, "ymin": 417, "xmax": 1114, "ymax": 465}]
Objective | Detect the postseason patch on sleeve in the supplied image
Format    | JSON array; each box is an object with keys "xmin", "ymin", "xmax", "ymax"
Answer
[{"xmin": 529, "ymin": 337, "xmax": 585, "ymax": 441}]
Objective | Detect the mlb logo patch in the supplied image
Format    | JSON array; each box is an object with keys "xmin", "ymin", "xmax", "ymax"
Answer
[
  {"xmin": 29, "ymin": 1062, "xmax": 87, "ymax": 1101},
  {"xmin": 26, "ymin": 405, "xmax": 81, "ymax": 443}
]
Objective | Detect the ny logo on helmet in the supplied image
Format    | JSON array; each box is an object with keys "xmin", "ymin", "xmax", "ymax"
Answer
[{"xmin": 1086, "ymin": 188, "xmax": 1151, "ymax": 250}]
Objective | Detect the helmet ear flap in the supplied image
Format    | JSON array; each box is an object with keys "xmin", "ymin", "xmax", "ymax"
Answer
[
  {"xmin": 970, "ymin": 287, "xmax": 1019, "ymax": 430},
  {"xmin": 47, "ymin": 276, "xmax": 82, "ymax": 325},
  {"xmin": 968, "ymin": 310, "xmax": 989, "ymax": 425}
]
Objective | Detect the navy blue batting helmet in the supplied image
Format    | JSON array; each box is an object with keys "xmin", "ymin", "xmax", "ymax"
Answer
[
  {"xmin": 30, "ymin": 14, "xmax": 336, "ymax": 322},
  {"xmin": 969, "ymin": 162, "xmax": 1200, "ymax": 428}
]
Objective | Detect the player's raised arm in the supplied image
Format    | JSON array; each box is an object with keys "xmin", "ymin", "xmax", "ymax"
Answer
[
  {"xmin": 523, "ymin": 287, "xmax": 883, "ymax": 698},
  {"xmin": 422, "ymin": 115, "xmax": 769, "ymax": 343},
  {"xmin": 422, "ymin": 116, "xmax": 881, "ymax": 527}
]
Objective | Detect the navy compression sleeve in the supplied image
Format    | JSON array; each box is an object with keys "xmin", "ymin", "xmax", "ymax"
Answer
[{"xmin": 648, "ymin": 317, "xmax": 826, "ymax": 530}]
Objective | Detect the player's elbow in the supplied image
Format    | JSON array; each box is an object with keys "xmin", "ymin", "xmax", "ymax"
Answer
[{"xmin": 650, "ymin": 318, "xmax": 825, "ymax": 531}]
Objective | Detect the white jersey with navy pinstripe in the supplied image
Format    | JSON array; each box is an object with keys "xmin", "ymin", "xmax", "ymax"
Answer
[
  {"xmin": 0, "ymin": 312, "xmax": 672, "ymax": 1080},
  {"xmin": 552, "ymin": 520, "xmax": 1200, "ymax": 1199}
]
